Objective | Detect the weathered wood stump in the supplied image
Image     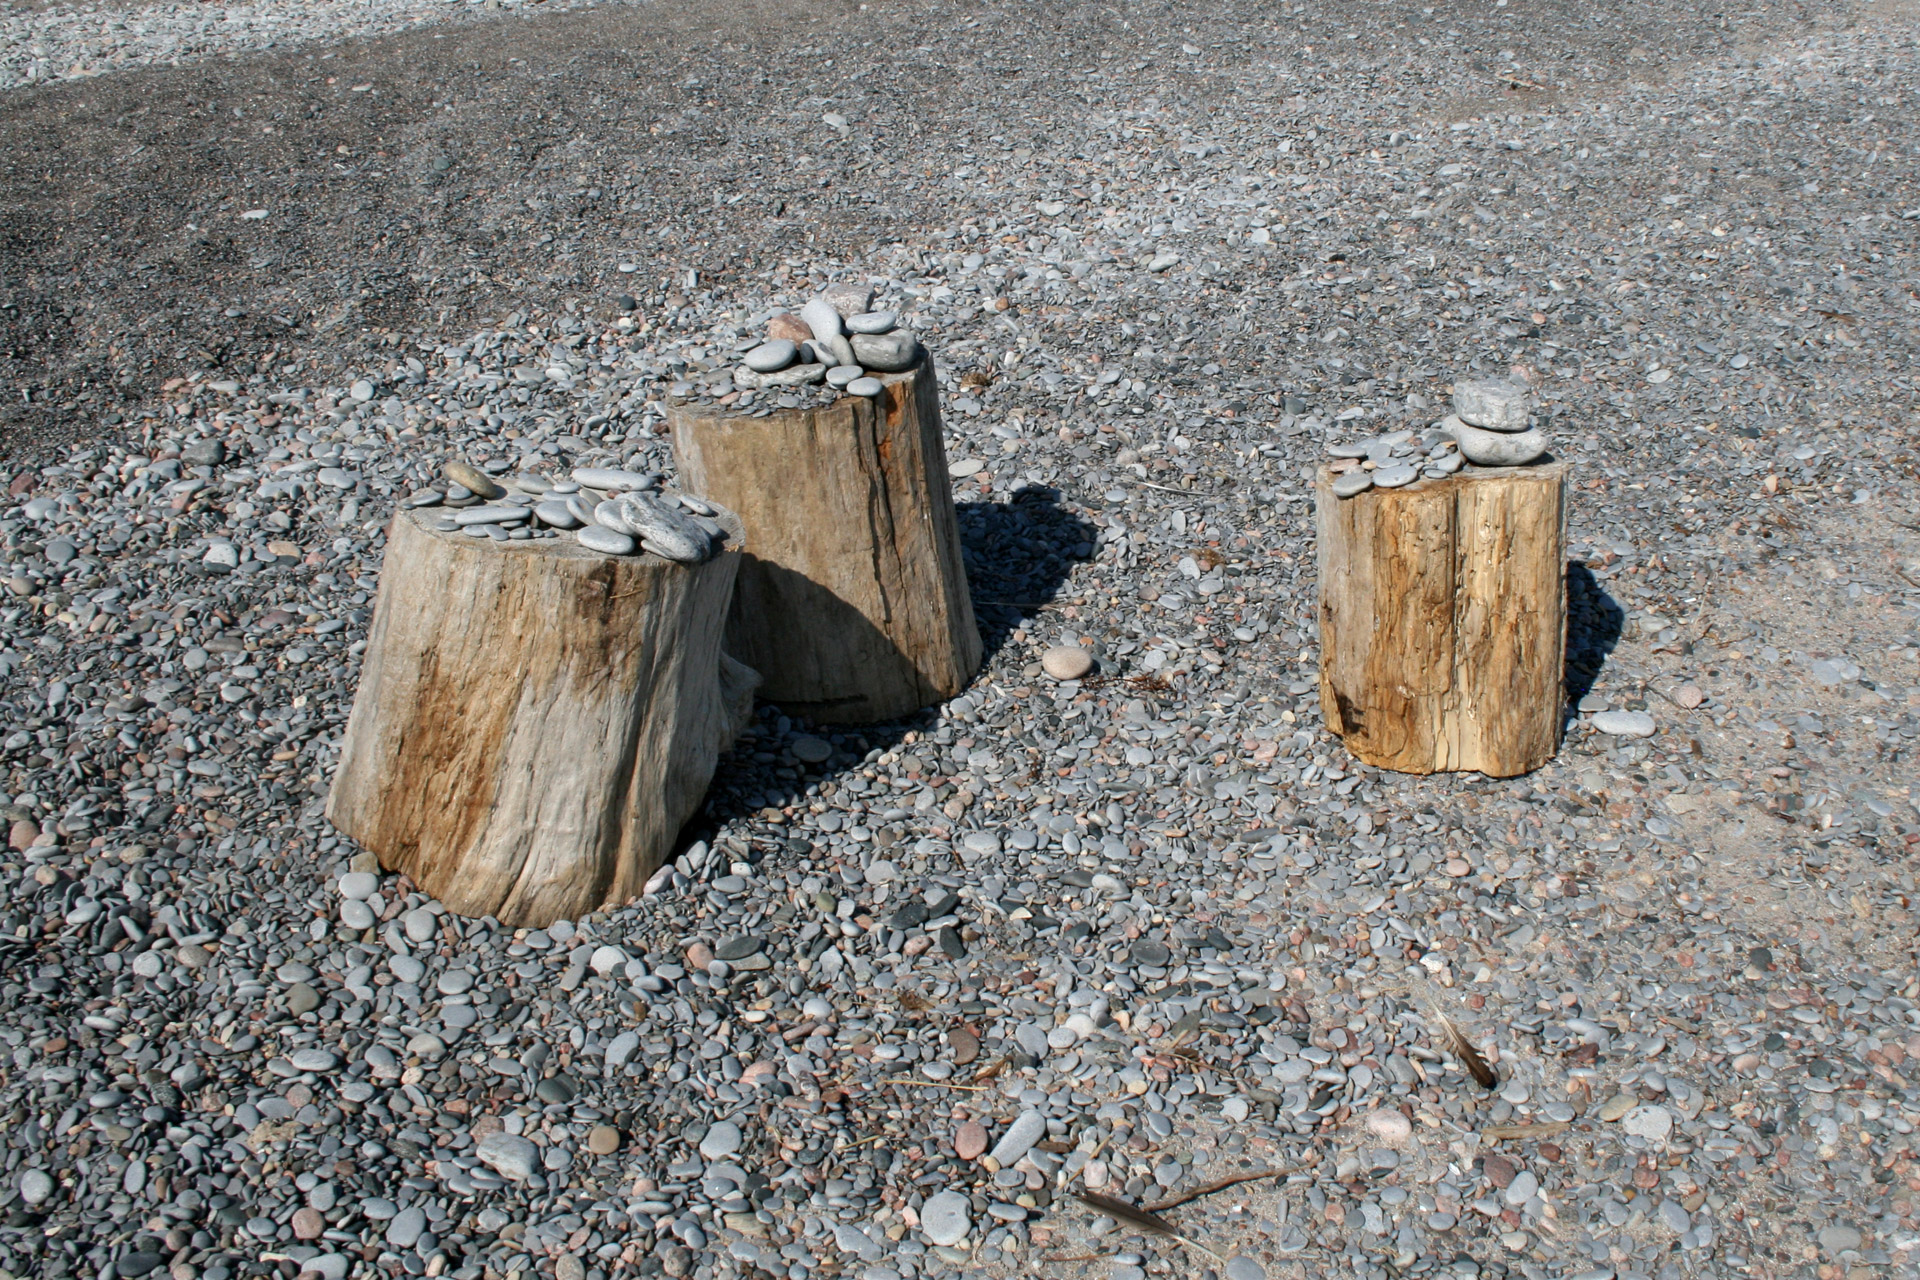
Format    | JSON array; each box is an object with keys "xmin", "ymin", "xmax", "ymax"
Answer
[
  {"xmin": 326, "ymin": 506, "xmax": 754, "ymax": 927},
  {"xmin": 670, "ymin": 359, "xmax": 981, "ymax": 724},
  {"xmin": 1315, "ymin": 460, "xmax": 1568, "ymax": 777}
]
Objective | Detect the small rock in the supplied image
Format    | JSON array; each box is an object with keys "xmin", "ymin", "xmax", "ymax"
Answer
[
  {"xmin": 1452, "ymin": 378, "xmax": 1532, "ymax": 430},
  {"xmin": 577, "ymin": 525, "xmax": 637, "ymax": 556},
  {"xmin": 948, "ymin": 1027, "xmax": 980, "ymax": 1065},
  {"xmin": 1365, "ymin": 1109, "xmax": 1414, "ymax": 1145},
  {"xmin": 1622, "ymin": 1104, "xmax": 1674, "ymax": 1142},
  {"xmin": 850, "ymin": 331, "xmax": 920, "ymax": 371},
  {"xmin": 586, "ymin": 1125, "xmax": 622, "ymax": 1156},
  {"xmin": 475, "ymin": 1131, "xmax": 540, "ymax": 1180},
  {"xmin": 1442, "ymin": 417, "xmax": 1549, "ymax": 466},
  {"xmin": 443, "ymin": 460, "xmax": 504, "ymax": 500},
  {"xmin": 285, "ymin": 983, "xmax": 321, "ymax": 1016},
  {"xmin": 1129, "ymin": 939, "xmax": 1172, "ymax": 967},
  {"xmin": 847, "ymin": 310, "xmax": 898, "ymax": 334},
  {"xmin": 989, "ymin": 1110, "xmax": 1046, "ymax": 1165},
  {"xmin": 822, "ymin": 283, "xmax": 874, "ymax": 317},
  {"xmin": 291, "ymin": 1207, "xmax": 324, "ymax": 1239},
  {"xmin": 766, "ymin": 313, "xmax": 811, "ymax": 344},
  {"xmin": 1041, "ymin": 646, "xmax": 1094, "ymax": 680},
  {"xmin": 846, "ymin": 376, "xmax": 885, "ymax": 397},
  {"xmin": 338, "ymin": 871, "xmax": 379, "ymax": 900},
  {"xmin": 744, "ymin": 340, "xmax": 798, "ymax": 373},
  {"xmin": 792, "ymin": 736, "xmax": 832, "ymax": 765},
  {"xmin": 19, "ymin": 1169, "xmax": 53, "ymax": 1205},
  {"xmin": 1332, "ymin": 470, "xmax": 1374, "ymax": 498},
  {"xmin": 1591, "ymin": 710, "xmax": 1656, "ymax": 738},
  {"xmin": 1818, "ymin": 1224, "xmax": 1864, "ymax": 1254},
  {"xmin": 954, "ymin": 1122, "xmax": 988, "ymax": 1160},
  {"xmin": 919, "ymin": 1190, "xmax": 971, "ymax": 1247},
  {"xmin": 1672, "ymin": 683, "xmax": 1705, "ymax": 709},
  {"xmin": 699, "ymin": 1121, "xmax": 742, "ymax": 1160}
]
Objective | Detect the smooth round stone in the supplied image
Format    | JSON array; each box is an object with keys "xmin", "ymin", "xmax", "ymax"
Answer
[
  {"xmin": 338, "ymin": 871, "xmax": 379, "ymax": 900},
  {"xmin": 800, "ymin": 296, "xmax": 844, "ymax": 341},
  {"xmin": 289, "ymin": 1048, "xmax": 339, "ymax": 1073},
  {"xmin": 743, "ymin": 340, "xmax": 798, "ymax": 373},
  {"xmin": 1224, "ymin": 1257, "xmax": 1268, "ymax": 1280},
  {"xmin": 919, "ymin": 1190, "xmax": 971, "ymax": 1247},
  {"xmin": 1453, "ymin": 378, "xmax": 1531, "ymax": 430},
  {"xmin": 845, "ymin": 377, "xmax": 884, "ymax": 397},
  {"xmin": 130, "ymin": 951, "xmax": 163, "ymax": 978},
  {"xmin": 826, "ymin": 365, "xmax": 866, "ymax": 388},
  {"xmin": 407, "ymin": 1032, "xmax": 447, "ymax": 1060},
  {"xmin": 478, "ymin": 1128, "xmax": 541, "ymax": 1182},
  {"xmin": 1366, "ymin": 1109, "xmax": 1414, "ymax": 1144},
  {"xmin": 442, "ymin": 1003, "xmax": 478, "ymax": 1029},
  {"xmin": 451, "ymin": 505, "xmax": 529, "ymax": 527},
  {"xmin": 403, "ymin": 907, "xmax": 438, "ymax": 943},
  {"xmin": 1327, "ymin": 441, "xmax": 1368, "ymax": 459},
  {"xmin": 1331, "ymin": 470, "xmax": 1374, "ymax": 498},
  {"xmin": 847, "ymin": 310, "xmax": 897, "ymax": 334},
  {"xmin": 534, "ymin": 1076, "xmax": 577, "ymax": 1104},
  {"xmin": 443, "ymin": 461, "xmax": 504, "ymax": 500},
  {"xmin": 849, "ymin": 331, "xmax": 920, "ymax": 371},
  {"xmin": 1373, "ymin": 463, "xmax": 1418, "ymax": 488},
  {"xmin": 1443, "ymin": 417, "xmax": 1548, "ymax": 466},
  {"xmin": 339, "ymin": 899, "xmax": 375, "ymax": 930},
  {"xmin": 385, "ymin": 1206, "xmax": 427, "ymax": 1249},
  {"xmin": 698, "ymin": 1121, "xmax": 742, "ymax": 1159},
  {"xmin": 389, "ymin": 955, "xmax": 426, "ymax": 984},
  {"xmin": 535, "ymin": 500, "xmax": 581, "ymax": 529},
  {"xmin": 792, "ymin": 736, "xmax": 833, "ymax": 765},
  {"xmin": 1592, "ymin": 709, "xmax": 1656, "ymax": 738},
  {"xmin": 953, "ymin": 1121, "xmax": 988, "ymax": 1161},
  {"xmin": 19, "ymin": 1169, "xmax": 54, "ymax": 1205},
  {"xmin": 577, "ymin": 525, "xmax": 637, "ymax": 555},
  {"xmin": 1429, "ymin": 451, "xmax": 1465, "ymax": 474},
  {"xmin": 571, "ymin": 467, "xmax": 656, "ymax": 491},
  {"xmin": 1130, "ymin": 939, "xmax": 1172, "ymax": 968},
  {"xmin": 587, "ymin": 1125, "xmax": 622, "ymax": 1155},
  {"xmin": 286, "ymin": 983, "xmax": 321, "ymax": 1016},
  {"xmin": 589, "ymin": 945, "xmax": 627, "ymax": 975},
  {"xmin": 1041, "ymin": 645, "xmax": 1093, "ymax": 680}
]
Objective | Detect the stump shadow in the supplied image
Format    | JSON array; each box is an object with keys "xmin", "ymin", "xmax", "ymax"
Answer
[
  {"xmin": 681, "ymin": 484, "xmax": 1094, "ymax": 862},
  {"xmin": 954, "ymin": 483, "xmax": 1099, "ymax": 668},
  {"xmin": 1565, "ymin": 561, "xmax": 1624, "ymax": 717}
]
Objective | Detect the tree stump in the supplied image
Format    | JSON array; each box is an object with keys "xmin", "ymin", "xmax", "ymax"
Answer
[
  {"xmin": 326, "ymin": 506, "xmax": 755, "ymax": 927},
  {"xmin": 1315, "ymin": 461, "xmax": 1568, "ymax": 777},
  {"xmin": 670, "ymin": 359, "xmax": 981, "ymax": 724}
]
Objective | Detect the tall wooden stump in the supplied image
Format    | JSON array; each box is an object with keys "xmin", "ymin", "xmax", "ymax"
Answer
[
  {"xmin": 326, "ymin": 507, "xmax": 754, "ymax": 927},
  {"xmin": 670, "ymin": 359, "xmax": 981, "ymax": 724},
  {"xmin": 1315, "ymin": 461, "xmax": 1567, "ymax": 777}
]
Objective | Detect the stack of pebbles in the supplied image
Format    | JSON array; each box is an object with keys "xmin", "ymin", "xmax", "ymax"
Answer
[
  {"xmin": 400, "ymin": 459, "xmax": 724, "ymax": 562},
  {"xmin": 729, "ymin": 283, "xmax": 925, "ymax": 409},
  {"xmin": 1326, "ymin": 377, "xmax": 1547, "ymax": 499}
]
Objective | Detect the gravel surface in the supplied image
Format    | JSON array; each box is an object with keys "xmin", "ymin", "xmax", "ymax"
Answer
[{"xmin": 1, "ymin": 3, "xmax": 1919, "ymax": 1280}]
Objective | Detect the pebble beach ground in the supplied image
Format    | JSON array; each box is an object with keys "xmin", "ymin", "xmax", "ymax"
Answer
[{"xmin": 0, "ymin": 3, "xmax": 1917, "ymax": 1280}]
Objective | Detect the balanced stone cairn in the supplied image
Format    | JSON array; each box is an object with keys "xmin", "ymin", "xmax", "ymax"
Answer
[
  {"xmin": 730, "ymin": 283, "xmax": 924, "ymax": 406},
  {"xmin": 1325, "ymin": 377, "xmax": 1547, "ymax": 499},
  {"xmin": 398, "ymin": 459, "xmax": 725, "ymax": 563}
]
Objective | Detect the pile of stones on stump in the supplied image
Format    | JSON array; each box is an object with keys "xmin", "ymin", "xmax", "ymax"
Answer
[
  {"xmin": 1327, "ymin": 376, "xmax": 1548, "ymax": 498},
  {"xmin": 718, "ymin": 284, "xmax": 924, "ymax": 411},
  {"xmin": 398, "ymin": 460, "xmax": 725, "ymax": 562}
]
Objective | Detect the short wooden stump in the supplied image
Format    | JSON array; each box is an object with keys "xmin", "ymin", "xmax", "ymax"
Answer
[
  {"xmin": 326, "ymin": 506, "xmax": 753, "ymax": 927},
  {"xmin": 670, "ymin": 360, "xmax": 981, "ymax": 724},
  {"xmin": 1314, "ymin": 460, "xmax": 1568, "ymax": 777}
]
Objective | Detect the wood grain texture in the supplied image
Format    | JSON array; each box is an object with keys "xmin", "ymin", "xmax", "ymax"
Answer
[
  {"xmin": 670, "ymin": 359, "xmax": 981, "ymax": 724},
  {"xmin": 1315, "ymin": 461, "xmax": 1567, "ymax": 777},
  {"xmin": 326, "ymin": 507, "xmax": 750, "ymax": 926}
]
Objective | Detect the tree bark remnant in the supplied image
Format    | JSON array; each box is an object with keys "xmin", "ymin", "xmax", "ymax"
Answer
[
  {"xmin": 670, "ymin": 360, "xmax": 981, "ymax": 724},
  {"xmin": 1315, "ymin": 461, "xmax": 1567, "ymax": 777},
  {"xmin": 326, "ymin": 507, "xmax": 753, "ymax": 927}
]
